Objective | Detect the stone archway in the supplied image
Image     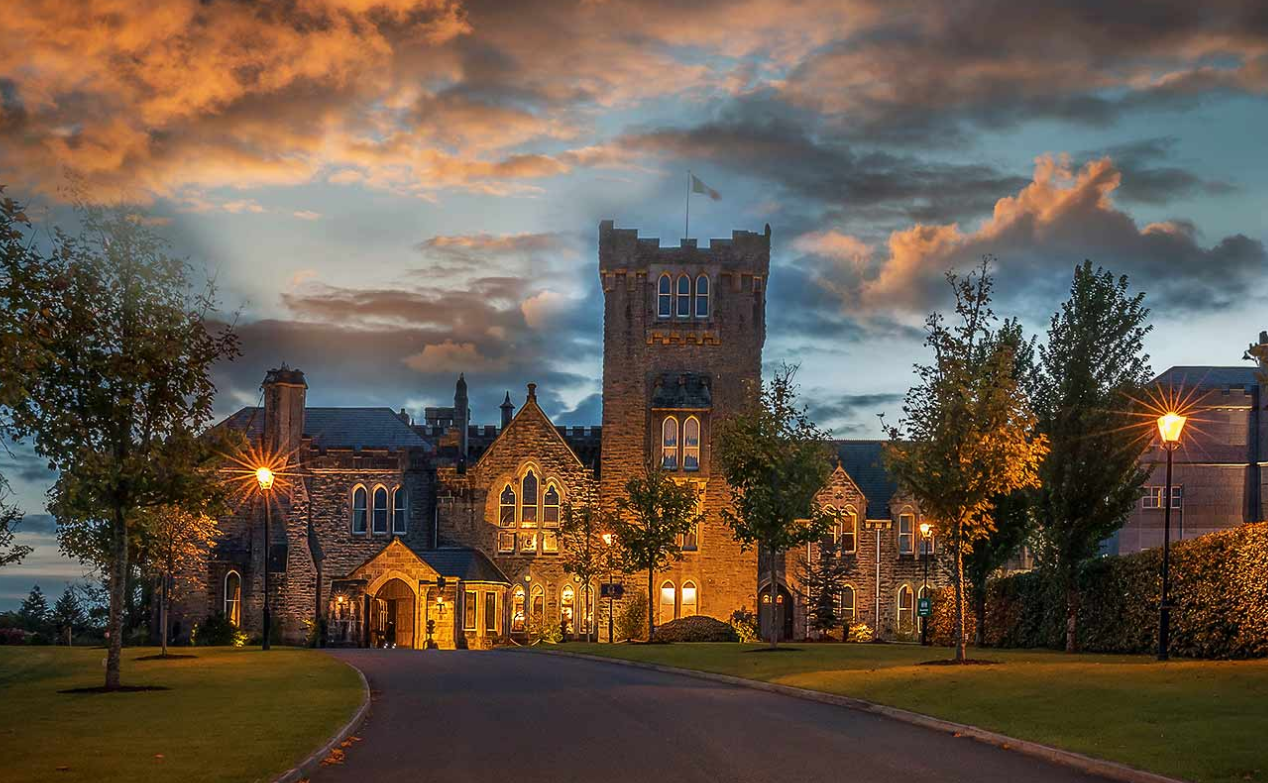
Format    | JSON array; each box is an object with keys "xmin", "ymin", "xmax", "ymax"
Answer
[{"xmin": 371, "ymin": 577, "xmax": 416, "ymax": 648}]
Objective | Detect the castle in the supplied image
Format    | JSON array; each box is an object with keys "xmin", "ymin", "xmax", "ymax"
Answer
[{"xmin": 171, "ymin": 221, "xmax": 950, "ymax": 648}]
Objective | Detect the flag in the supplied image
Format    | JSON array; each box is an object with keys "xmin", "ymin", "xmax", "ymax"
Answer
[{"xmin": 690, "ymin": 173, "xmax": 721, "ymax": 201}]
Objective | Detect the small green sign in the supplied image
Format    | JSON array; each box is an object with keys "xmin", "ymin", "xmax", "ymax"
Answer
[{"xmin": 917, "ymin": 597, "xmax": 932, "ymax": 618}]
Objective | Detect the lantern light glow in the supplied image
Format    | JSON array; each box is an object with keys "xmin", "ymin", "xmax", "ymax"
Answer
[
  {"xmin": 1156, "ymin": 413, "xmax": 1188, "ymax": 445},
  {"xmin": 255, "ymin": 466, "xmax": 275, "ymax": 491}
]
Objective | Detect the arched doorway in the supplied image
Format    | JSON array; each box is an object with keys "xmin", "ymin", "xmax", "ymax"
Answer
[
  {"xmin": 759, "ymin": 584, "xmax": 795, "ymax": 642},
  {"xmin": 371, "ymin": 578, "xmax": 416, "ymax": 648}
]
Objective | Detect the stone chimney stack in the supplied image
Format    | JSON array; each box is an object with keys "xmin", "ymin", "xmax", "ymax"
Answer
[
  {"xmin": 454, "ymin": 373, "xmax": 470, "ymax": 459},
  {"xmin": 500, "ymin": 391, "xmax": 515, "ymax": 429},
  {"xmin": 262, "ymin": 365, "xmax": 307, "ymax": 458}
]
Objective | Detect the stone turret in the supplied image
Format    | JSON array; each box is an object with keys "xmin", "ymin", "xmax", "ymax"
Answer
[
  {"xmin": 262, "ymin": 365, "xmax": 307, "ymax": 458},
  {"xmin": 500, "ymin": 391, "xmax": 515, "ymax": 429}
]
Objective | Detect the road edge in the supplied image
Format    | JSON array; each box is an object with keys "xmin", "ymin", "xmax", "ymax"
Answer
[
  {"xmin": 272, "ymin": 654, "xmax": 372, "ymax": 783},
  {"xmin": 526, "ymin": 648, "xmax": 1189, "ymax": 783}
]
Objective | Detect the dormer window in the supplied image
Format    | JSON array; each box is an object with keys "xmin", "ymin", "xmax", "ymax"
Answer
[
  {"xmin": 676, "ymin": 275, "xmax": 691, "ymax": 318},
  {"xmin": 662, "ymin": 416, "xmax": 679, "ymax": 469},
  {"xmin": 658, "ymin": 274, "xmax": 672, "ymax": 319},
  {"xmin": 695, "ymin": 275, "xmax": 709, "ymax": 318}
]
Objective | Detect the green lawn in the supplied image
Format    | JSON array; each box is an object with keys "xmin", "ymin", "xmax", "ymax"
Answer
[
  {"xmin": 0, "ymin": 646, "xmax": 364, "ymax": 783},
  {"xmin": 553, "ymin": 642, "xmax": 1268, "ymax": 783}
]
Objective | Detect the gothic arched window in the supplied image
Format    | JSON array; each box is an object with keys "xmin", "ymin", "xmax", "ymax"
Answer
[
  {"xmin": 676, "ymin": 274, "xmax": 691, "ymax": 317},
  {"xmin": 511, "ymin": 586, "xmax": 526, "ymax": 632},
  {"xmin": 499, "ymin": 484, "xmax": 516, "ymax": 528},
  {"xmin": 683, "ymin": 416, "xmax": 700, "ymax": 471},
  {"xmin": 661, "ymin": 417, "xmax": 679, "ymax": 470},
  {"xmin": 392, "ymin": 486, "xmax": 407, "ymax": 534},
  {"xmin": 543, "ymin": 483, "xmax": 561, "ymax": 527},
  {"xmin": 372, "ymin": 486, "xmax": 389, "ymax": 534},
  {"xmin": 351, "ymin": 486, "xmax": 367, "ymax": 534},
  {"xmin": 695, "ymin": 275, "xmax": 709, "ymax": 318},
  {"xmin": 658, "ymin": 274, "xmax": 672, "ymax": 319},
  {"xmin": 681, "ymin": 581, "xmax": 698, "ymax": 617},
  {"xmin": 224, "ymin": 570, "xmax": 242, "ymax": 626},
  {"xmin": 521, "ymin": 470, "xmax": 539, "ymax": 527}
]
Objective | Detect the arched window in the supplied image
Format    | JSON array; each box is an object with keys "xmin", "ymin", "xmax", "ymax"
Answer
[
  {"xmin": 683, "ymin": 416, "xmax": 700, "ymax": 471},
  {"xmin": 840, "ymin": 584, "xmax": 856, "ymax": 622},
  {"xmin": 224, "ymin": 571, "xmax": 242, "ymax": 626},
  {"xmin": 658, "ymin": 274, "xmax": 672, "ymax": 319},
  {"xmin": 530, "ymin": 584, "xmax": 545, "ymax": 623},
  {"xmin": 392, "ymin": 486, "xmax": 407, "ymax": 534},
  {"xmin": 897, "ymin": 585, "xmax": 915, "ymax": 634},
  {"xmin": 661, "ymin": 417, "xmax": 679, "ymax": 470},
  {"xmin": 842, "ymin": 507, "xmax": 858, "ymax": 554},
  {"xmin": 898, "ymin": 512, "xmax": 914, "ymax": 554},
  {"xmin": 819, "ymin": 504, "xmax": 839, "ymax": 551},
  {"xmin": 695, "ymin": 275, "xmax": 709, "ymax": 318},
  {"xmin": 511, "ymin": 585, "xmax": 526, "ymax": 632},
  {"xmin": 659, "ymin": 580, "xmax": 677, "ymax": 624},
  {"xmin": 676, "ymin": 274, "xmax": 691, "ymax": 318},
  {"xmin": 543, "ymin": 483, "xmax": 561, "ymax": 528},
  {"xmin": 561, "ymin": 584, "xmax": 575, "ymax": 633},
  {"xmin": 917, "ymin": 585, "xmax": 932, "ymax": 634},
  {"xmin": 372, "ymin": 486, "xmax": 389, "ymax": 534},
  {"xmin": 681, "ymin": 581, "xmax": 698, "ymax": 617},
  {"xmin": 351, "ymin": 486, "xmax": 368, "ymax": 534},
  {"xmin": 499, "ymin": 484, "xmax": 516, "ymax": 528},
  {"xmin": 521, "ymin": 470, "xmax": 539, "ymax": 527}
]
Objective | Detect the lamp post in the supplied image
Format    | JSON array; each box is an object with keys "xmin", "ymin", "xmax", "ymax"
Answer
[
  {"xmin": 255, "ymin": 466, "xmax": 275, "ymax": 651},
  {"xmin": 602, "ymin": 532, "xmax": 614, "ymax": 643},
  {"xmin": 1156, "ymin": 412, "xmax": 1187, "ymax": 661},
  {"xmin": 919, "ymin": 522, "xmax": 932, "ymax": 646}
]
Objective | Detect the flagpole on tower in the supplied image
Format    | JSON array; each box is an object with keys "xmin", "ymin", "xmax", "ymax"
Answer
[{"xmin": 685, "ymin": 170, "xmax": 691, "ymax": 240}]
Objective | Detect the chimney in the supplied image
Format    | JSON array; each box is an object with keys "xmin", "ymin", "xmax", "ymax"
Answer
[
  {"xmin": 526, "ymin": 382, "xmax": 537, "ymax": 403},
  {"xmin": 262, "ymin": 365, "xmax": 307, "ymax": 458},
  {"xmin": 454, "ymin": 374, "xmax": 470, "ymax": 459},
  {"xmin": 500, "ymin": 391, "xmax": 515, "ymax": 429}
]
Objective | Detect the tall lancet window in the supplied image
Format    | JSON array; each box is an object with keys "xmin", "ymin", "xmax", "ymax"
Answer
[{"xmin": 661, "ymin": 417, "xmax": 679, "ymax": 470}]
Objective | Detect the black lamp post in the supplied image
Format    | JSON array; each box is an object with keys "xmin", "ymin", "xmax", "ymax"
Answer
[
  {"xmin": 255, "ymin": 466, "xmax": 275, "ymax": 651},
  {"xmin": 1156, "ymin": 412, "xmax": 1186, "ymax": 661},
  {"xmin": 919, "ymin": 522, "xmax": 932, "ymax": 646},
  {"xmin": 602, "ymin": 532, "xmax": 614, "ymax": 643}
]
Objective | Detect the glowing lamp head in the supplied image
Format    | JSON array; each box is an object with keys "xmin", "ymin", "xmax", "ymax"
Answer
[
  {"xmin": 255, "ymin": 466, "xmax": 275, "ymax": 491},
  {"xmin": 1156, "ymin": 413, "xmax": 1187, "ymax": 445},
  {"xmin": 919, "ymin": 522, "xmax": 932, "ymax": 537}
]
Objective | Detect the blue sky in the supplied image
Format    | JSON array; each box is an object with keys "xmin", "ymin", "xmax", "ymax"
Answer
[{"xmin": 2, "ymin": 0, "xmax": 1267, "ymax": 608}]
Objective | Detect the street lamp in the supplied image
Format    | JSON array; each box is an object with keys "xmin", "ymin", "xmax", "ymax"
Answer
[
  {"xmin": 1156, "ymin": 412, "xmax": 1186, "ymax": 661},
  {"xmin": 919, "ymin": 522, "xmax": 932, "ymax": 646},
  {"xmin": 602, "ymin": 532, "xmax": 614, "ymax": 644},
  {"xmin": 255, "ymin": 466, "xmax": 275, "ymax": 651}
]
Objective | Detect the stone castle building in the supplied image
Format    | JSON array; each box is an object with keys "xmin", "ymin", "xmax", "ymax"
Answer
[{"xmin": 170, "ymin": 221, "xmax": 950, "ymax": 648}]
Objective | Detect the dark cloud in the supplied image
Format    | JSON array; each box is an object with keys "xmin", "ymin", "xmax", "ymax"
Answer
[
  {"xmin": 1077, "ymin": 137, "xmax": 1237, "ymax": 205},
  {"xmin": 14, "ymin": 513, "xmax": 55, "ymax": 535},
  {"xmin": 0, "ymin": 450, "xmax": 55, "ymax": 484},
  {"xmin": 807, "ymin": 392, "xmax": 906, "ymax": 436}
]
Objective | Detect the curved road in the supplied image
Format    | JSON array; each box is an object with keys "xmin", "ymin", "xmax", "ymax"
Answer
[{"xmin": 313, "ymin": 649, "xmax": 1109, "ymax": 783}]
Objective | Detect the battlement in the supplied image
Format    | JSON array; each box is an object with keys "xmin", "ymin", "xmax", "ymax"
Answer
[{"xmin": 598, "ymin": 220, "xmax": 771, "ymax": 274}]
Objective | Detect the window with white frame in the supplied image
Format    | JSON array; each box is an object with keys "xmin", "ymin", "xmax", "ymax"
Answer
[
  {"xmin": 511, "ymin": 585, "xmax": 526, "ymax": 632},
  {"xmin": 819, "ymin": 504, "xmax": 839, "ymax": 551},
  {"xmin": 530, "ymin": 585, "xmax": 545, "ymax": 623},
  {"xmin": 897, "ymin": 585, "xmax": 915, "ymax": 633},
  {"xmin": 840, "ymin": 584, "xmax": 856, "ymax": 621},
  {"xmin": 543, "ymin": 483, "xmax": 561, "ymax": 527},
  {"xmin": 372, "ymin": 486, "xmax": 389, "ymax": 534},
  {"xmin": 695, "ymin": 275, "xmax": 709, "ymax": 318},
  {"xmin": 1141, "ymin": 485, "xmax": 1183, "ymax": 509},
  {"xmin": 681, "ymin": 581, "xmax": 698, "ymax": 617},
  {"xmin": 484, "ymin": 592, "xmax": 498, "ymax": 633},
  {"xmin": 561, "ymin": 585, "xmax": 575, "ymax": 633},
  {"xmin": 662, "ymin": 417, "xmax": 679, "ymax": 470},
  {"xmin": 499, "ymin": 484, "xmax": 516, "ymax": 527},
  {"xmin": 658, "ymin": 274, "xmax": 672, "ymax": 319},
  {"xmin": 676, "ymin": 274, "xmax": 691, "ymax": 318},
  {"xmin": 683, "ymin": 416, "xmax": 700, "ymax": 471},
  {"xmin": 392, "ymin": 486, "xmax": 408, "ymax": 534},
  {"xmin": 841, "ymin": 507, "xmax": 858, "ymax": 554},
  {"xmin": 351, "ymin": 486, "xmax": 368, "ymax": 534},
  {"xmin": 224, "ymin": 570, "xmax": 242, "ymax": 626},
  {"xmin": 898, "ymin": 513, "xmax": 914, "ymax": 555},
  {"xmin": 659, "ymin": 580, "xmax": 677, "ymax": 623}
]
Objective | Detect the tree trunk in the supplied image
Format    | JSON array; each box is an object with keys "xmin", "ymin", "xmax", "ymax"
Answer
[
  {"xmin": 160, "ymin": 574, "xmax": 169, "ymax": 658},
  {"xmin": 105, "ymin": 507, "xmax": 128, "ymax": 690},
  {"xmin": 769, "ymin": 549, "xmax": 779, "ymax": 649},
  {"xmin": 953, "ymin": 543, "xmax": 967, "ymax": 662},
  {"xmin": 647, "ymin": 568, "xmax": 654, "ymax": 643},
  {"xmin": 1064, "ymin": 581, "xmax": 1078, "ymax": 653}
]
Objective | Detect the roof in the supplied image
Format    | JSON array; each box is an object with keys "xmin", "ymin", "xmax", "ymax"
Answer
[
  {"xmin": 833, "ymin": 440, "xmax": 900, "ymax": 520},
  {"xmin": 216, "ymin": 406, "xmax": 432, "ymax": 451},
  {"xmin": 651, "ymin": 372, "xmax": 712, "ymax": 409},
  {"xmin": 412, "ymin": 546, "xmax": 510, "ymax": 584},
  {"xmin": 1153, "ymin": 366, "xmax": 1261, "ymax": 391}
]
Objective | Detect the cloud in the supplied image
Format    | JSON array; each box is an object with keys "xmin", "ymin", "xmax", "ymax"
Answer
[
  {"xmin": 807, "ymin": 391, "xmax": 905, "ymax": 436},
  {"xmin": 1077, "ymin": 137, "xmax": 1237, "ymax": 205}
]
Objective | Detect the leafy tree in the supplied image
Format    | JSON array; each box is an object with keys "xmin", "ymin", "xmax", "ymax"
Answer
[
  {"xmin": 612, "ymin": 462, "xmax": 702, "ymax": 643},
  {"xmin": 559, "ymin": 498, "xmax": 609, "ymax": 642},
  {"xmin": 1, "ymin": 199, "xmax": 240, "ymax": 689},
  {"xmin": 715, "ymin": 366, "xmax": 834, "ymax": 648},
  {"xmin": 965, "ymin": 489, "xmax": 1032, "ymax": 645},
  {"xmin": 19, "ymin": 585, "xmax": 50, "ymax": 631},
  {"xmin": 136, "ymin": 506, "xmax": 220, "ymax": 656},
  {"xmin": 52, "ymin": 586, "xmax": 84, "ymax": 645},
  {"xmin": 1031, "ymin": 261, "xmax": 1152, "ymax": 652},
  {"xmin": 0, "ymin": 478, "xmax": 32, "ymax": 568},
  {"xmin": 795, "ymin": 535, "xmax": 852, "ymax": 638},
  {"xmin": 885, "ymin": 261, "xmax": 1048, "ymax": 662}
]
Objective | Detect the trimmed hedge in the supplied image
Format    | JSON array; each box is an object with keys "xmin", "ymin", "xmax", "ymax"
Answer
[
  {"xmin": 653, "ymin": 615, "xmax": 740, "ymax": 643},
  {"xmin": 982, "ymin": 521, "xmax": 1268, "ymax": 659}
]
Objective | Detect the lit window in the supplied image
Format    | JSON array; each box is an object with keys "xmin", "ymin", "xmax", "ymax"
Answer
[
  {"xmin": 658, "ymin": 274, "xmax": 672, "ymax": 319},
  {"xmin": 511, "ymin": 586, "xmax": 526, "ymax": 632},
  {"xmin": 497, "ymin": 531, "xmax": 515, "ymax": 553},
  {"xmin": 683, "ymin": 416, "xmax": 700, "ymax": 471},
  {"xmin": 520, "ymin": 531, "xmax": 538, "ymax": 553},
  {"xmin": 898, "ymin": 513, "xmax": 914, "ymax": 554},
  {"xmin": 662, "ymin": 417, "xmax": 679, "ymax": 470},
  {"xmin": 499, "ymin": 484, "xmax": 516, "ymax": 528},
  {"xmin": 840, "ymin": 585, "xmax": 856, "ymax": 621},
  {"xmin": 530, "ymin": 585, "xmax": 544, "ymax": 623},
  {"xmin": 224, "ymin": 571, "xmax": 242, "ymax": 626},
  {"xmin": 464, "ymin": 590, "xmax": 477, "ymax": 631},
  {"xmin": 681, "ymin": 582, "xmax": 697, "ymax": 617},
  {"xmin": 352, "ymin": 486, "xmax": 367, "ymax": 533},
  {"xmin": 541, "ymin": 530, "xmax": 559, "ymax": 553},
  {"xmin": 521, "ymin": 470, "xmax": 539, "ymax": 527},
  {"xmin": 695, "ymin": 275, "xmax": 709, "ymax": 318},
  {"xmin": 676, "ymin": 275, "xmax": 691, "ymax": 318},
  {"xmin": 897, "ymin": 585, "xmax": 915, "ymax": 633},
  {"xmin": 392, "ymin": 487, "xmax": 407, "ymax": 534},
  {"xmin": 1141, "ymin": 486, "xmax": 1182, "ymax": 509},
  {"xmin": 659, "ymin": 581, "xmax": 677, "ymax": 624},
  {"xmin": 372, "ymin": 487, "xmax": 389, "ymax": 534},
  {"xmin": 484, "ymin": 592, "xmax": 498, "ymax": 633},
  {"xmin": 842, "ymin": 508, "xmax": 858, "ymax": 554},
  {"xmin": 561, "ymin": 585, "xmax": 575, "ymax": 633},
  {"xmin": 543, "ymin": 484, "xmax": 561, "ymax": 527}
]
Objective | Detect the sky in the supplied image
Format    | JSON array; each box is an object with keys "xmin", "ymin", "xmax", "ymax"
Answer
[{"xmin": 2, "ymin": 0, "xmax": 1267, "ymax": 608}]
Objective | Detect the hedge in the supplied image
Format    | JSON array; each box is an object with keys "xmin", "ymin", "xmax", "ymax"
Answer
[{"xmin": 653, "ymin": 615, "xmax": 740, "ymax": 643}]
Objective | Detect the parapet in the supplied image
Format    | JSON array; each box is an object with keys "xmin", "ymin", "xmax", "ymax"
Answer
[{"xmin": 598, "ymin": 220, "xmax": 771, "ymax": 274}]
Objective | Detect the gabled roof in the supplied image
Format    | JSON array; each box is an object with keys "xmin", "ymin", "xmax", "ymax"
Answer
[
  {"xmin": 833, "ymin": 440, "xmax": 900, "ymax": 520},
  {"xmin": 412, "ymin": 546, "xmax": 510, "ymax": 584},
  {"xmin": 216, "ymin": 406, "xmax": 432, "ymax": 451},
  {"xmin": 1153, "ymin": 366, "xmax": 1261, "ymax": 391}
]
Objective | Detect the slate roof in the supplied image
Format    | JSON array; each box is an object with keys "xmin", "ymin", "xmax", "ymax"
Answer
[
  {"xmin": 216, "ymin": 406, "xmax": 432, "ymax": 451},
  {"xmin": 651, "ymin": 372, "xmax": 712, "ymax": 409},
  {"xmin": 1153, "ymin": 366, "xmax": 1261, "ymax": 391},
  {"xmin": 833, "ymin": 440, "xmax": 901, "ymax": 520},
  {"xmin": 413, "ymin": 546, "xmax": 510, "ymax": 584}
]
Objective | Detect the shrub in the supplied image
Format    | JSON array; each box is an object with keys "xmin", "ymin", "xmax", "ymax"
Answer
[
  {"xmin": 616, "ymin": 591, "xmax": 648, "ymax": 642},
  {"xmin": 192, "ymin": 613, "xmax": 247, "ymax": 647},
  {"xmin": 527, "ymin": 615, "xmax": 562, "ymax": 645},
  {"xmin": 654, "ymin": 615, "xmax": 740, "ymax": 642},
  {"xmin": 0, "ymin": 627, "xmax": 29, "ymax": 645},
  {"xmin": 729, "ymin": 607, "xmax": 759, "ymax": 642},
  {"xmin": 846, "ymin": 623, "xmax": 874, "ymax": 643}
]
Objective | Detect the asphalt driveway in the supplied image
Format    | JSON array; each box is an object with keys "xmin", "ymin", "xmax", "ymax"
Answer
[{"xmin": 312, "ymin": 648, "xmax": 1111, "ymax": 783}]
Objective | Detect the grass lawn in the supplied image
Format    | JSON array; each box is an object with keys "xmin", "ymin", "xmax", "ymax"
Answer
[
  {"xmin": 0, "ymin": 646, "xmax": 363, "ymax": 783},
  {"xmin": 553, "ymin": 642, "xmax": 1268, "ymax": 783}
]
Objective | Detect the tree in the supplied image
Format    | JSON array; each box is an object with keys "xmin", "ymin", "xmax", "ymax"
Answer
[
  {"xmin": 1031, "ymin": 261, "xmax": 1152, "ymax": 652},
  {"xmin": 136, "ymin": 505, "xmax": 220, "ymax": 656},
  {"xmin": 0, "ymin": 478, "xmax": 32, "ymax": 568},
  {"xmin": 885, "ymin": 261, "xmax": 1048, "ymax": 662},
  {"xmin": 715, "ymin": 366, "xmax": 834, "ymax": 647},
  {"xmin": 612, "ymin": 461, "xmax": 702, "ymax": 643},
  {"xmin": 796, "ymin": 535, "xmax": 852, "ymax": 639},
  {"xmin": 559, "ymin": 498, "xmax": 611, "ymax": 643},
  {"xmin": 19, "ymin": 585, "xmax": 50, "ymax": 632},
  {"xmin": 52, "ymin": 586, "xmax": 84, "ymax": 645},
  {"xmin": 965, "ymin": 489, "xmax": 1031, "ymax": 645},
  {"xmin": 1, "ymin": 198, "xmax": 240, "ymax": 689}
]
